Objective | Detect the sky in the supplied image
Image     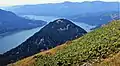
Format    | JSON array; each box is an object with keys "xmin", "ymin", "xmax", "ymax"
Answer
[{"xmin": 0, "ymin": 0, "xmax": 119, "ymax": 6}]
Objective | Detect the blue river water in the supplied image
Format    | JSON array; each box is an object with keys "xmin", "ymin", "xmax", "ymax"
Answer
[{"xmin": 0, "ymin": 15, "xmax": 95, "ymax": 54}]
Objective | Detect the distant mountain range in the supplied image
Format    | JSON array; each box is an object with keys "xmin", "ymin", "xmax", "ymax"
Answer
[
  {"xmin": 0, "ymin": 9, "xmax": 47, "ymax": 37},
  {"xmin": 0, "ymin": 19, "xmax": 87, "ymax": 66},
  {"xmin": 3, "ymin": 1, "xmax": 120, "ymax": 17},
  {"xmin": 2, "ymin": 1, "xmax": 119, "ymax": 26}
]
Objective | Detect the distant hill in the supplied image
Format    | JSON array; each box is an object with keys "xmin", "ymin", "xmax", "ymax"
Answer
[
  {"xmin": 3, "ymin": 1, "xmax": 120, "ymax": 17},
  {"xmin": 8, "ymin": 20, "xmax": 120, "ymax": 66},
  {"xmin": 0, "ymin": 19, "xmax": 87, "ymax": 66},
  {"xmin": 0, "ymin": 9, "xmax": 47, "ymax": 37},
  {"xmin": 68, "ymin": 11, "xmax": 120, "ymax": 25}
]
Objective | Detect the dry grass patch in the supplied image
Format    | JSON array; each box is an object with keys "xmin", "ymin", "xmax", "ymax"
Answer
[{"xmin": 93, "ymin": 52, "xmax": 120, "ymax": 66}]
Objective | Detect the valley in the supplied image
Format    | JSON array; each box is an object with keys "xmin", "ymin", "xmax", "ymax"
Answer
[
  {"xmin": 0, "ymin": 15, "xmax": 95, "ymax": 54},
  {"xmin": 0, "ymin": 1, "xmax": 119, "ymax": 66},
  {"xmin": 1, "ymin": 19, "xmax": 87, "ymax": 66}
]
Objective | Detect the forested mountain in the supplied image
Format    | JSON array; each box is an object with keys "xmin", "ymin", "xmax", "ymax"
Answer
[
  {"xmin": 0, "ymin": 9, "xmax": 46, "ymax": 37},
  {"xmin": 0, "ymin": 19, "xmax": 87, "ymax": 66}
]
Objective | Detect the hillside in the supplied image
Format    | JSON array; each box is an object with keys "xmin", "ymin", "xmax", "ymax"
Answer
[
  {"xmin": 0, "ymin": 9, "xmax": 46, "ymax": 37},
  {"xmin": 0, "ymin": 19, "xmax": 87, "ymax": 66},
  {"xmin": 9, "ymin": 20, "xmax": 120, "ymax": 66}
]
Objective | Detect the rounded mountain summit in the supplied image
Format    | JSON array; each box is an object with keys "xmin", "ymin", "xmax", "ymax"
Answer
[{"xmin": 3, "ymin": 19, "xmax": 87, "ymax": 65}]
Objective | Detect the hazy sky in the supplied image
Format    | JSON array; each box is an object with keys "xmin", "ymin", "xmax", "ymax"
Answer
[{"xmin": 0, "ymin": 0, "xmax": 119, "ymax": 6}]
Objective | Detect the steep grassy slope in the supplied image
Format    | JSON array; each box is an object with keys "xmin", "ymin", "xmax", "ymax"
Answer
[
  {"xmin": 10, "ymin": 20, "xmax": 120, "ymax": 66},
  {"xmin": 8, "ymin": 43, "xmax": 69, "ymax": 66}
]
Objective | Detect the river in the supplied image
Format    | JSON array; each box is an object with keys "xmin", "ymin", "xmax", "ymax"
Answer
[
  {"xmin": 0, "ymin": 15, "xmax": 95, "ymax": 54},
  {"xmin": 0, "ymin": 27, "xmax": 43, "ymax": 54}
]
